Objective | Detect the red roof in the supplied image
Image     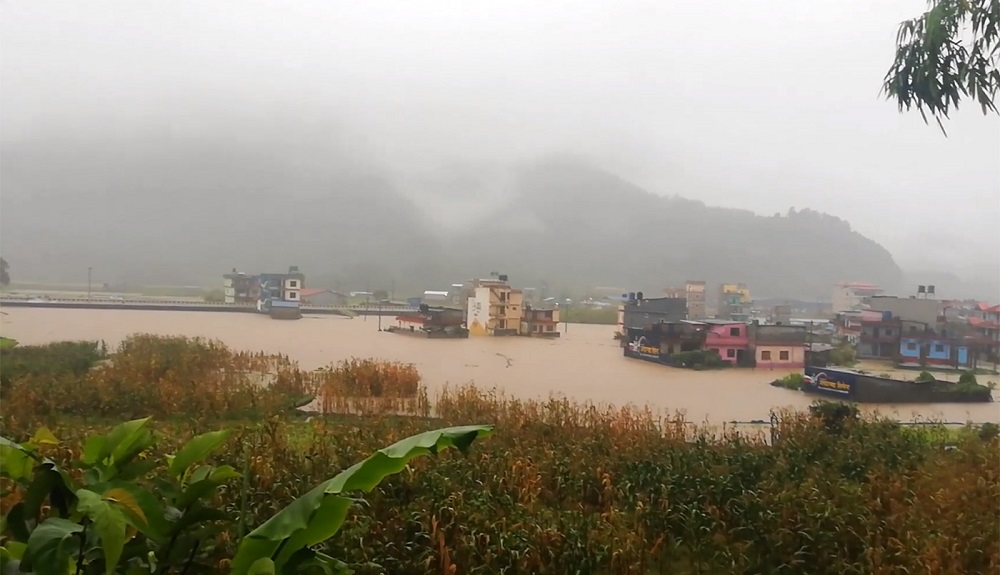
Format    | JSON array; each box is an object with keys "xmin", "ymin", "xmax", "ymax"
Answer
[{"xmin": 969, "ymin": 317, "xmax": 1000, "ymax": 329}]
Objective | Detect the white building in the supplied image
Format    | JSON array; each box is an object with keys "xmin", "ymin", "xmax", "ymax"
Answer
[{"xmin": 832, "ymin": 282, "xmax": 883, "ymax": 313}]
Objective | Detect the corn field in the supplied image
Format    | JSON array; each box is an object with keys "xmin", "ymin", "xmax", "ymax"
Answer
[{"xmin": 1, "ymin": 336, "xmax": 997, "ymax": 574}]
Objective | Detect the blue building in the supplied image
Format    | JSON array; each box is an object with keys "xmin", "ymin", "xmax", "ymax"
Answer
[
  {"xmin": 897, "ymin": 318, "xmax": 971, "ymax": 368},
  {"xmin": 255, "ymin": 267, "xmax": 304, "ymax": 319}
]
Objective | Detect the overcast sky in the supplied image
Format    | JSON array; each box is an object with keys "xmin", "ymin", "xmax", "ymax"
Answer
[{"xmin": 2, "ymin": 0, "xmax": 998, "ymax": 278}]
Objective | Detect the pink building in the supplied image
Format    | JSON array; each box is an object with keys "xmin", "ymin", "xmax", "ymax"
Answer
[{"xmin": 703, "ymin": 321, "xmax": 750, "ymax": 364}]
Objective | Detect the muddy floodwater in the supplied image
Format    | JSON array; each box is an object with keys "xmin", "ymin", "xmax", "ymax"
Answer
[{"xmin": 2, "ymin": 308, "xmax": 998, "ymax": 424}]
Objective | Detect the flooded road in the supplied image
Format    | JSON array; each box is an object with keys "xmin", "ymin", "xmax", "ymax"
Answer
[{"xmin": 2, "ymin": 308, "xmax": 997, "ymax": 423}]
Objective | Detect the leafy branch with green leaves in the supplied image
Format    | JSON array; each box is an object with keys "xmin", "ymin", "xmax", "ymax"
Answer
[
  {"xmin": 884, "ymin": 0, "xmax": 1000, "ymax": 133},
  {"xmin": 0, "ymin": 419, "xmax": 492, "ymax": 575}
]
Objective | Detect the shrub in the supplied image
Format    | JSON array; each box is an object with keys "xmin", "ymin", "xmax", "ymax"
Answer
[
  {"xmin": 915, "ymin": 370, "xmax": 936, "ymax": 383},
  {"xmin": 665, "ymin": 349, "xmax": 729, "ymax": 369},
  {"xmin": 807, "ymin": 400, "xmax": 860, "ymax": 435},
  {"xmin": 958, "ymin": 370, "xmax": 978, "ymax": 385},
  {"xmin": 771, "ymin": 372, "xmax": 805, "ymax": 390},
  {"xmin": 979, "ymin": 422, "xmax": 1000, "ymax": 441},
  {"xmin": 828, "ymin": 343, "xmax": 857, "ymax": 367}
]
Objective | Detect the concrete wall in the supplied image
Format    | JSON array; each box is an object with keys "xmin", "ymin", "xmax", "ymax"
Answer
[
  {"xmin": 623, "ymin": 297, "xmax": 687, "ymax": 328},
  {"xmin": 467, "ymin": 287, "xmax": 490, "ymax": 336},
  {"xmin": 755, "ymin": 344, "xmax": 805, "ymax": 369},
  {"xmin": 868, "ymin": 296, "xmax": 940, "ymax": 325}
]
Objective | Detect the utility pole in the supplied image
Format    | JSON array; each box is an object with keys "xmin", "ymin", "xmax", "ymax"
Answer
[
  {"xmin": 564, "ymin": 299, "xmax": 569, "ymax": 333},
  {"xmin": 87, "ymin": 267, "xmax": 92, "ymax": 300}
]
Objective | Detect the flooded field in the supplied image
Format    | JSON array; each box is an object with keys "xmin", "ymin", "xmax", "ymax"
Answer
[{"xmin": 2, "ymin": 307, "xmax": 997, "ymax": 423}]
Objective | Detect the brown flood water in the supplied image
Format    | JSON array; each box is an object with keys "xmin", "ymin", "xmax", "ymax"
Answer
[{"xmin": 2, "ymin": 308, "xmax": 998, "ymax": 424}]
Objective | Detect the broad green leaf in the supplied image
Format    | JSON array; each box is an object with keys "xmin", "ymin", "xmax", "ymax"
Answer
[
  {"xmin": 4, "ymin": 504, "xmax": 30, "ymax": 542},
  {"xmin": 2, "ymin": 540, "xmax": 27, "ymax": 561},
  {"xmin": 169, "ymin": 429, "xmax": 231, "ymax": 478},
  {"xmin": 31, "ymin": 427, "xmax": 59, "ymax": 446},
  {"xmin": 103, "ymin": 487, "xmax": 146, "ymax": 526},
  {"xmin": 97, "ymin": 481, "xmax": 169, "ymax": 543},
  {"xmin": 282, "ymin": 548, "xmax": 354, "ymax": 575},
  {"xmin": 176, "ymin": 465, "xmax": 240, "ymax": 508},
  {"xmin": 230, "ymin": 425, "xmax": 492, "ymax": 574},
  {"xmin": 24, "ymin": 464, "xmax": 74, "ymax": 521},
  {"xmin": 82, "ymin": 435, "xmax": 107, "ymax": 466},
  {"xmin": 169, "ymin": 507, "xmax": 229, "ymax": 535},
  {"xmin": 1, "ymin": 541, "xmax": 28, "ymax": 575},
  {"xmin": 77, "ymin": 489, "xmax": 128, "ymax": 575},
  {"xmin": 24, "ymin": 517, "xmax": 83, "ymax": 575},
  {"xmin": 248, "ymin": 557, "xmax": 276, "ymax": 575},
  {"xmin": 0, "ymin": 436, "xmax": 35, "ymax": 482},
  {"xmin": 106, "ymin": 418, "xmax": 154, "ymax": 470}
]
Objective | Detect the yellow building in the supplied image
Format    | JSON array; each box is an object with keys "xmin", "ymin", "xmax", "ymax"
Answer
[
  {"xmin": 465, "ymin": 276, "xmax": 524, "ymax": 336},
  {"xmin": 720, "ymin": 283, "xmax": 752, "ymax": 303}
]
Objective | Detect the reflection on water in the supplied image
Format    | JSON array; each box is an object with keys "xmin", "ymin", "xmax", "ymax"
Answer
[{"xmin": 2, "ymin": 308, "xmax": 997, "ymax": 423}]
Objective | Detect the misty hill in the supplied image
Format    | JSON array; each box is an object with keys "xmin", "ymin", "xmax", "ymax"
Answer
[
  {"xmin": 446, "ymin": 160, "xmax": 904, "ymax": 297},
  {"xmin": 0, "ymin": 137, "xmax": 902, "ymax": 298}
]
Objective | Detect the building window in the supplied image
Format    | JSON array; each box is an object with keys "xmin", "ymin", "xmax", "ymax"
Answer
[
  {"xmin": 872, "ymin": 328, "xmax": 880, "ymax": 337},
  {"xmin": 884, "ymin": 330, "xmax": 893, "ymax": 336},
  {"xmin": 288, "ymin": 280, "xmax": 299, "ymax": 289},
  {"xmin": 907, "ymin": 342, "xmax": 917, "ymax": 351},
  {"xmin": 729, "ymin": 327, "xmax": 740, "ymax": 336},
  {"xmin": 934, "ymin": 343, "xmax": 945, "ymax": 353},
  {"xmin": 761, "ymin": 350, "xmax": 772, "ymax": 360},
  {"xmin": 779, "ymin": 350, "xmax": 790, "ymax": 361},
  {"xmin": 726, "ymin": 349, "xmax": 736, "ymax": 358},
  {"xmin": 287, "ymin": 292, "xmax": 299, "ymax": 301}
]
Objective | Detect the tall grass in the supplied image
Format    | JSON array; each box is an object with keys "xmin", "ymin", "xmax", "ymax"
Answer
[{"xmin": 1, "ymin": 336, "xmax": 996, "ymax": 574}]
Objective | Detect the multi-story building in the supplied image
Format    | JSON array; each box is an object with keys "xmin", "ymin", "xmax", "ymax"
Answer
[
  {"xmin": 703, "ymin": 321, "xmax": 750, "ymax": 365},
  {"xmin": 718, "ymin": 283, "xmax": 752, "ymax": 322},
  {"xmin": 832, "ymin": 281, "xmax": 884, "ymax": 313},
  {"xmin": 867, "ymin": 295, "xmax": 940, "ymax": 326},
  {"xmin": 749, "ymin": 323, "xmax": 808, "ymax": 369},
  {"xmin": 520, "ymin": 304, "xmax": 561, "ymax": 337},
  {"xmin": 772, "ymin": 305, "xmax": 793, "ymax": 325},
  {"xmin": 858, "ymin": 312, "xmax": 901, "ymax": 360},
  {"xmin": 664, "ymin": 286, "xmax": 685, "ymax": 299},
  {"xmin": 222, "ymin": 269, "xmax": 258, "ymax": 304},
  {"xmin": 969, "ymin": 303, "xmax": 1000, "ymax": 364},
  {"xmin": 622, "ymin": 293, "xmax": 688, "ymax": 329},
  {"xmin": 685, "ymin": 280, "xmax": 707, "ymax": 319},
  {"xmin": 663, "ymin": 280, "xmax": 707, "ymax": 319},
  {"xmin": 465, "ymin": 274, "xmax": 524, "ymax": 336},
  {"xmin": 223, "ymin": 266, "xmax": 304, "ymax": 319}
]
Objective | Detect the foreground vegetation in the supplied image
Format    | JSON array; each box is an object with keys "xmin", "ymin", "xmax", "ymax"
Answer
[{"xmin": 2, "ymin": 336, "xmax": 998, "ymax": 574}]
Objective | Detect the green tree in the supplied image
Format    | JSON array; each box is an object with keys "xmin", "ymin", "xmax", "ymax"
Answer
[
  {"xmin": 884, "ymin": 0, "xmax": 999, "ymax": 132},
  {"xmin": 0, "ymin": 257, "xmax": 9, "ymax": 286}
]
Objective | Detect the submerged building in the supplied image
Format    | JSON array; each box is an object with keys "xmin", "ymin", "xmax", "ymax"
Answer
[
  {"xmin": 389, "ymin": 305, "xmax": 468, "ymax": 338},
  {"xmin": 222, "ymin": 266, "xmax": 304, "ymax": 319},
  {"xmin": 464, "ymin": 274, "xmax": 523, "ymax": 336},
  {"xmin": 461, "ymin": 273, "xmax": 562, "ymax": 337}
]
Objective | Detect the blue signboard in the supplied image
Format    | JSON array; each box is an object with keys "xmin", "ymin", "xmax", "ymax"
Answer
[
  {"xmin": 625, "ymin": 330, "xmax": 661, "ymax": 361},
  {"xmin": 804, "ymin": 366, "xmax": 857, "ymax": 398}
]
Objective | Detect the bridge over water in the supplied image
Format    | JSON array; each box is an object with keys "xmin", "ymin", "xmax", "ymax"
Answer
[{"xmin": 0, "ymin": 296, "xmax": 415, "ymax": 316}]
